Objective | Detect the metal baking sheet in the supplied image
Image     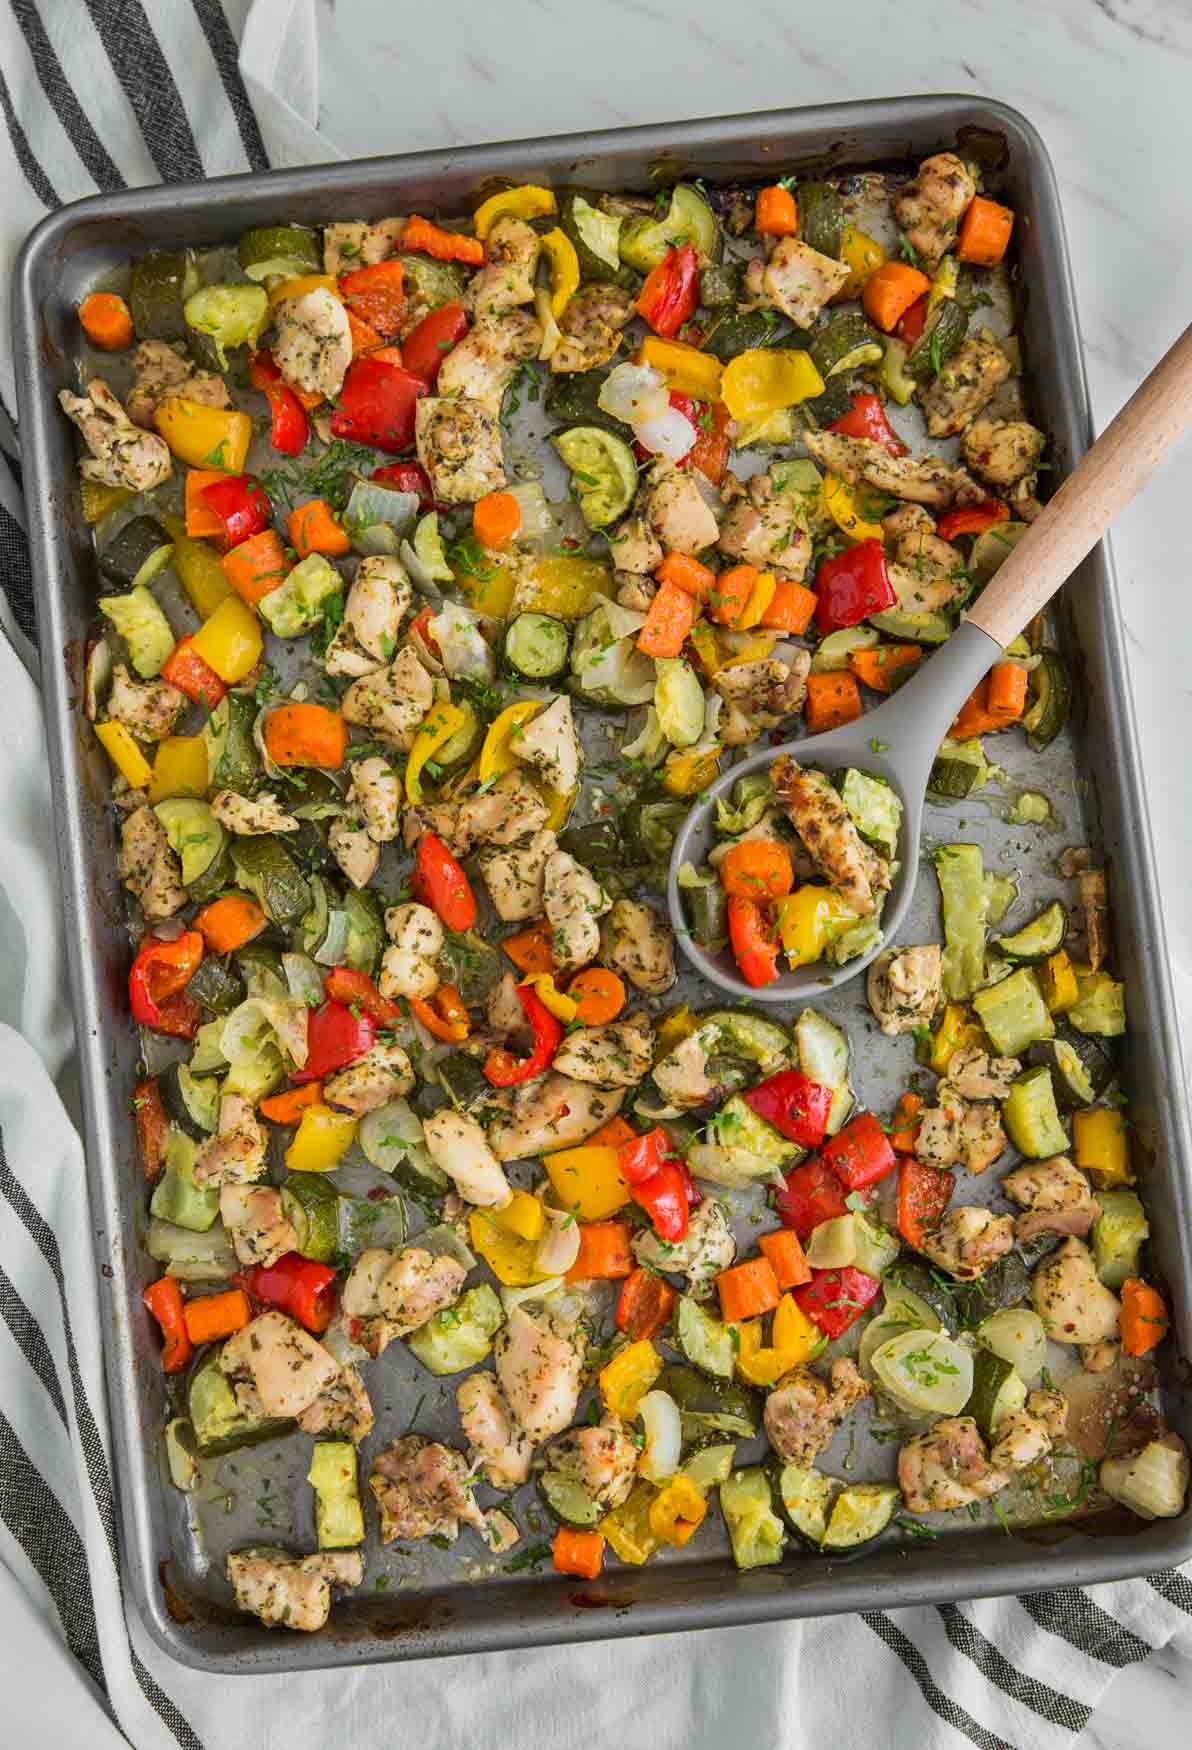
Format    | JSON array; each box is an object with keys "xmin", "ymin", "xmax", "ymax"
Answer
[{"xmin": 13, "ymin": 96, "xmax": 1192, "ymax": 1675}]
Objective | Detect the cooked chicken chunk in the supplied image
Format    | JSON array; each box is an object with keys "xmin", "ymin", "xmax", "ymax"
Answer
[
  {"xmin": 614, "ymin": 571, "xmax": 656, "ymax": 613},
  {"xmin": 458, "ymin": 1372, "xmax": 534, "ymax": 1488},
  {"xmin": 119, "ymin": 805, "xmax": 187, "ymax": 919},
  {"xmin": 378, "ymin": 899, "xmax": 442, "ymax": 1001},
  {"xmin": 608, "ymin": 512, "xmax": 663, "ymax": 575},
  {"xmin": 549, "ymin": 284, "xmax": 637, "ymax": 374},
  {"xmin": 415, "ymin": 397, "xmax": 506, "ymax": 502},
  {"xmin": 59, "ymin": 379, "xmax": 172, "ymax": 491},
  {"xmin": 919, "ymin": 1206, "xmax": 1014, "ymax": 1280},
  {"xmin": 370, "ymin": 1436, "xmax": 486, "ymax": 1543},
  {"xmin": 718, "ymin": 469, "xmax": 812, "ymax": 578},
  {"xmin": 422, "ymin": 1109, "xmax": 512, "ymax": 1208},
  {"xmin": 544, "ymin": 849, "xmax": 611, "ymax": 973},
  {"xmin": 867, "ymin": 945, "xmax": 943, "ymax": 1037},
  {"xmin": 340, "ymin": 1244, "xmax": 467, "ymax": 1357},
  {"xmin": 341, "ymin": 645, "xmax": 433, "ymax": 750},
  {"xmin": 921, "ymin": 332, "xmax": 1012, "ymax": 439},
  {"xmin": 227, "ymin": 1548, "xmax": 364, "ymax": 1632},
  {"xmin": 106, "ymin": 664, "xmax": 185, "ymax": 742},
  {"xmin": 962, "ymin": 415, "xmax": 1046, "ymax": 489},
  {"xmin": 210, "ymin": 789, "xmax": 298, "ymax": 835},
  {"xmin": 989, "ymin": 1389, "xmax": 1068, "ymax": 1472},
  {"xmin": 125, "ymin": 339, "xmax": 230, "ymax": 428},
  {"xmin": 651, "ymin": 1028, "xmax": 719, "ymax": 1113},
  {"xmin": 466, "ymin": 215, "xmax": 540, "ymax": 316},
  {"xmin": 324, "ymin": 558, "xmax": 411, "ymax": 678},
  {"xmin": 296, "ymin": 1364, "xmax": 375, "ymax": 1443},
  {"xmin": 882, "ymin": 503, "xmax": 969, "ymax": 611},
  {"xmin": 772, "ymin": 757, "xmax": 888, "ymax": 917},
  {"xmin": 458, "ymin": 768, "xmax": 550, "ymax": 849},
  {"xmin": 605, "ymin": 897, "xmax": 676, "ymax": 994},
  {"xmin": 322, "ymin": 217, "xmax": 403, "ymax": 274},
  {"xmin": 220, "ymin": 1310, "xmax": 340, "ymax": 1419},
  {"xmin": 509, "ymin": 695, "xmax": 582, "ymax": 797},
  {"xmin": 195, "ymin": 1093, "xmax": 268, "ymax": 1188},
  {"xmin": 804, "ymin": 429, "xmax": 984, "ymax": 508},
  {"xmin": 219, "ymin": 1185, "xmax": 298, "ymax": 1271},
  {"xmin": 1031, "ymin": 1237, "xmax": 1121, "ymax": 1344},
  {"xmin": 554, "ymin": 1013, "xmax": 655, "ymax": 1087},
  {"xmin": 486, "ymin": 1073, "xmax": 624, "ymax": 1162},
  {"xmin": 714, "ymin": 653, "xmax": 811, "ymax": 745},
  {"xmin": 323, "ymin": 1041, "xmax": 415, "ymax": 1115},
  {"xmin": 999, "ymin": 1151, "xmax": 1098, "ymax": 1235},
  {"xmin": 328, "ymin": 814, "xmax": 380, "ymax": 890},
  {"xmin": 386, "ymin": 901, "xmax": 444, "ymax": 960},
  {"xmin": 745, "ymin": 235, "xmax": 849, "ymax": 325},
  {"xmin": 273, "ymin": 286, "xmax": 352, "ymax": 400},
  {"xmin": 898, "ymin": 1416, "xmax": 1007, "ymax": 1514},
  {"xmin": 893, "ymin": 152, "xmax": 976, "ymax": 269},
  {"xmin": 438, "ymin": 309, "xmax": 542, "ymax": 415},
  {"xmin": 545, "ymin": 1421, "xmax": 638, "ymax": 1511},
  {"xmin": 764, "ymin": 1359, "xmax": 870, "ymax": 1465},
  {"xmin": 493, "ymin": 1303, "xmax": 584, "ymax": 1443},
  {"xmin": 642, "ymin": 464, "xmax": 719, "ymax": 556},
  {"xmin": 1081, "ymin": 1341, "xmax": 1120, "ymax": 1374},
  {"xmin": 941, "ymin": 1047, "xmax": 1021, "ymax": 1102},
  {"xmin": 348, "ymin": 756, "xmax": 401, "ymax": 843},
  {"xmin": 402, "ymin": 800, "xmax": 472, "ymax": 857},
  {"xmin": 633, "ymin": 1198, "xmax": 737, "ymax": 1297},
  {"xmin": 479, "ymin": 827, "xmax": 557, "ymax": 923}
]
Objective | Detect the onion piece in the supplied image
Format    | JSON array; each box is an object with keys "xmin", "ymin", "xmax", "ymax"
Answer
[
  {"xmin": 281, "ymin": 951, "xmax": 324, "ymax": 1008},
  {"xmin": 869, "ymin": 1330, "xmax": 974, "ymax": 1416},
  {"xmin": 534, "ymin": 284, "xmax": 561, "ymax": 361},
  {"xmin": 499, "ymin": 1278, "xmax": 565, "ymax": 1314},
  {"xmin": 638, "ymin": 1389, "xmax": 682, "ymax": 1483},
  {"xmin": 633, "ymin": 406, "xmax": 696, "ymax": 464},
  {"xmin": 535, "ymin": 1207, "xmax": 582, "ymax": 1278},
  {"xmin": 598, "ymin": 361, "xmax": 668, "ymax": 425},
  {"xmin": 976, "ymin": 1308, "xmax": 1048, "ymax": 1379},
  {"xmin": 506, "ymin": 479, "xmax": 555, "ymax": 541}
]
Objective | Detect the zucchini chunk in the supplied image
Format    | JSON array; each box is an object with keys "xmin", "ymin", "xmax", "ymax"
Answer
[
  {"xmin": 504, "ymin": 612, "xmax": 571, "ymax": 681},
  {"xmin": 1003, "ymin": 1066, "xmax": 1069, "ymax": 1159},
  {"xmin": 993, "ymin": 901, "xmax": 1067, "ymax": 964},
  {"xmin": 97, "ymin": 516, "xmax": 175, "ymax": 592}
]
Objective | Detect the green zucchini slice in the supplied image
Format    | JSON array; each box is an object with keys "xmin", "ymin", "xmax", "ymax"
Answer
[
  {"xmin": 1028, "ymin": 1031, "xmax": 1111, "ymax": 1109},
  {"xmin": 993, "ymin": 900, "xmax": 1067, "ymax": 964},
  {"xmin": 129, "ymin": 250, "xmax": 199, "ymax": 340},
  {"xmin": 972, "ymin": 966, "xmax": 1055, "ymax": 1056},
  {"xmin": 538, "ymin": 1469, "xmax": 602, "ymax": 1528},
  {"xmin": 154, "ymin": 798, "xmax": 227, "ymax": 886},
  {"xmin": 504, "ymin": 612, "xmax": 571, "ymax": 681},
  {"xmin": 97, "ymin": 516, "xmax": 175, "ymax": 592},
  {"xmin": 1002, "ymin": 1066, "xmax": 1069, "ymax": 1158},
  {"xmin": 1023, "ymin": 650, "xmax": 1073, "ymax": 751},
  {"xmin": 553, "ymin": 425, "xmax": 638, "ymax": 528},
  {"xmin": 237, "ymin": 224, "xmax": 321, "ymax": 283}
]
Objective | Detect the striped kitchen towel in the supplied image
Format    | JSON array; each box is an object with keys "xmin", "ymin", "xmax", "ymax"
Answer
[{"xmin": 1, "ymin": 3, "xmax": 1190, "ymax": 1746}]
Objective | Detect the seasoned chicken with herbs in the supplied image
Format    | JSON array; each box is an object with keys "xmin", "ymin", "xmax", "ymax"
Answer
[
  {"xmin": 60, "ymin": 379, "xmax": 172, "ymax": 491},
  {"xmin": 415, "ymin": 396, "xmax": 506, "ymax": 502},
  {"xmin": 892, "ymin": 151, "xmax": 976, "ymax": 268},
  {"xmin": 718, "ymin": 470, "xmax": 813, "ymax": 578},
  {"xmin": 772, "ymin": 757, "xmax": 888, "ymax": 916},
  {"xmin": 804, "ymin": 428, "xmax": 984, "ymax": 507},
  {"xmin": 126, "ymin": 339, "xmax": 230, "ymax": 428},
  {"xmin": 867, "ymin": 944, "xmax": 943, "ymax": 1037},
  {"xmin": 764, "ymin": 1360, "xmax": 870, "ymax": 1466},
  {"xmin": 370, "ymin": 1436, "xmax": 487, "ymax": 1543},
  {"xmin": 227, "ymin": 1548, "xmax": 363, "ymax": 1633}
]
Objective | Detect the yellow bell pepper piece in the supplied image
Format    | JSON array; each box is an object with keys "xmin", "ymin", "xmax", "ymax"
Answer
[
  {"xmin": 473, "ymin": 184, "xmax": 557, "ymax": 239},
  {"xmin": 687, "ymin": 620, "xmax": 722, "ymax": 678},
  {"xmin": 1073, "ymin": 1107, "xmax": 1132, "ymax": 1186},
  {"xmin": 81, "ymin": 480, "xmax": 133, "ymax": 526},
  {"xmin": 718, "ymin": 632, "xmax": 777, "ymax": 668},
  {"xmin": 648, "ymin": 1475, "xmax": 708, "ymax": 1547},
  {"xmin": 736, "ymin": 1291, "xmax": 824, "ymax": 1385},
  {"xmin": 487, "ymin": 1188, "xmax": 546, "ymax": 1245},
  {"xmin": 599, "ymin": 1339, "xmax": 661, "ymax": 1420},
  {"xmin": 285, "ymin": 1105, "xmax": 358, "ymax": 1173},
  {"xmin": 542, "ymin": 1145, "xmax": 631, "ymax": 1222},
  {"xmin": 148, "ymin": 735, "xmax": 209, "ymax": 803},
  {"xmin": 468, "ymin": 1208, "xmax": 550, "ymax": 1287},
  {"xmin": 927, "ymin": 253, "xmax": 960, "ymax": 317},
  {"xmin": 734, "ymin": 1319, "xmax": 785, "ymax": 1387},
  {"xmin": 542, "ymin": 784, "xmax": 577, "ymax": 832},
  {"xmin": 539, "ymin": 226, "xmax": 579, "ymax": 319},
  {"xmin": 162, "ymin": 515, "xmax": 234, "ymax": 617},
  {"xmin": 455, "ymin": 554, "xmax": 519, "ymax": 618},
  {"xmin": 601, "ymin": 1480, "xmax": 661, "ymax": 1566},
  {"xmin": 823, "ymin": 472, "xmax": 884, "ymax": 543},
  {"xmin": 478, "ymin": 699, "xmax": 542, "ymax": 783},
  {"xmin": 776, "ymin": 886, "xmax": 858, "ymax": 968},
  {"xmin": 655, "ymin": 1003, "xmax": 698, "ymax": 1056},
  {"xmin": 94, "ymin": 720, "xmax": 153, "ymax": 790},
  {"xmin": 154, "ymin": 398, "xmax": 253, "ymax": 473},
  {"xmin": 735, "ymin": 571, "xmax": 778, "ymax": 632},
  {"xmin": 928, "ymin": 1003, "xmax": 988, "ymax": 1074},
  {"xmin": 772, "ymin": 1293, "xmax": 825, "ymax": 1365},
  {"xmin": 662, "ymin": 745, "xmax": 720, "ymax": 797},
  {"xmin": 266, "ymin": 273, "xmax": 340, "ymax": 309},
  {"xmin": 190, "ymin": 595, "xmax": 263, "ymax": 684},
  {"xmin": 510, "ymin": 555, "xmax": 614, "ymax": 620},
  {"xmin": 520, "ymin": 974, "xmax": 578, "ymax": 1024},
  {"xmin": 405, "ymin": 699, "xmax": 465, "ymax": 804},
  {"xmin": 720, "ymin": 348, "xmax": 824, "ymax": 422},
  {"xmin": 839, "ymin": 223, "xmax": 886, "ymax": 299},
  {"xmin": 1040, "ymin": 949, "xmax": 1079, "ymax": 1015},
  {"xmin": 637, "ymin": 336, "xmax": 723, "ymax": 402}
]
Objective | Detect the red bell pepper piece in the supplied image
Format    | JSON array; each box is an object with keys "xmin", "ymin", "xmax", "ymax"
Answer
[
  {"xmin": 408, "ymin": 604, "xmax": 441, "ymax": 658},
  {"xmin": 727, "ymin": 896, "xmax": 780, "ymax": 989},
  {"xmin": 813, "ymin": 538, "xmax": 898, "ymax": 633},
  {"xmin": 128, "ymin": 931, "xmax": 204, "ymax": 1036},
  {"xmin": 828, "ymin": 391, "xmax": 908, "ymax": 457},
  {"xmin": 690, "ymin": 398, "xmax": 732, "ymax": 486},
  {"xmin": 329, "ymin": 356, "xmax": 429, "ymax": 453},
  {"xmin": 632, "ymin": 391, "xmax": 699, "ymax": 466},
  {"xmin": 896, "ymin": 294, "xmax": 928, "ymax": 346},
  {"xmin": 616, "ymin": 1126, "xmax": 692, "ymax": 1242},
  {"xmin": 161, "ymin": 636, "xmax": 227, "ymax": 709},
  {"xmin": 401, "ymin": 300, "xmax": 470, "ymax": 384},
  {"xmin": 200, "ymin": 473, "xmax": 271, "ymax": 549},
  {"xmin": 773, "ymin": 1154, "xmax": 856, "ymax": 1240},
  {"xmin": 322, "ymin": 965, "xmax": 401, "ymax": 1027},
  {"xmin": 483, "ymin": 984, "xmax": 563, "ymax": 1087},
  {"xmin": 248, "ymin": 351, "xmax": 309, "ymax": 457},
  {"xmin": 144, "ymin": 1277, "xmax": 192, "ymax": 1372},
  {"xmin": 134, "ymin": 1077, "xmax": 170, "ymax": 1182},
  {"xmin": 793, "ymin": 1264, "xmax": 881, "ymax": 1339},
  {"xmin": 743, "ymin": 1070, "xmax": 833, "ymax": 1148},
  {"xmin": 937, "ymin": 499, "xmax": 1011, "ymax": 542},
  {"xmin": 615, "ymin": 1267, "xmax": 677, "ymax": 1341},
  {"xmin": 339, "ymin": 259, "xmax": 406, "ymax": 339},
  {"xmin": 416, "ymin": 831, "xmax": 477, "ymax": 931},
  {"xmin": 373, "ymin": 461, "xmax": 437, "ymax": 512},
  {"xmin": 245, "ymin": 1252, "xmax": 337, "ymax": 1333},
  {"xmin": 637, "ymin": 243, "xmax": 700, "ymax": 339},
  {"xmin": 292, "ymin": 1000, "xmax": 375, "ymax": 1083},
  {"xmin": 898, "ymin": 1158, "xmax": 955, "ymax": 1249},
  {"xmin": 617, "ymin": 1126, "xmax": 672, "ymax": 1186},
  {"xmin": 820, "ymin": 1110, "xmax": 898, "ymax": 1191}
]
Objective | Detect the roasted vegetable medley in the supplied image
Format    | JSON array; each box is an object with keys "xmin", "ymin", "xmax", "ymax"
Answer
[{"xmin": 65, "ymin": 152, "xmax": 1184, "ymax": 1632}]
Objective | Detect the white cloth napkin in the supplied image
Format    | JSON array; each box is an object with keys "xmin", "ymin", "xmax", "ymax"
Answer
[{"xmin": 1, "ymin": 3, "xmax": 1190, "ymax": 1745}]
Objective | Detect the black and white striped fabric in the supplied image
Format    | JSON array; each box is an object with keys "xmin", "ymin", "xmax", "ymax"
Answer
[{"xmin": 1, "ymin": 5, "xmax": 1190, "ymax": 1745}]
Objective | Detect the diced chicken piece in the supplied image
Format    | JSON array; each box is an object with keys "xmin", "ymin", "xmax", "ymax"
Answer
[
  {"xmin": 487, "ymin": 1073, "xmax": 625, "ymax": 1162},
  {"xmin": 422, "ymin": 1109, "xmax": 512, "ymax": 1208},
  {"xmin": 219, "ymin": 1185, "xmax": 298, "ymax": 1270},
  {"xmin": 322, "ymin": 217, "xmax": 403, "ymax": 274},
  {"xmin": 642, "ymin": 464, "xmax": 720, "ymax": 556},
  {"xmin": 486, "ymin": 971, "xmax": 532, "ymax": 1044},
  {"xmin": 466, "ymin": 216, "xmax": 541, "ymax": 317},
  {"xmin": 1081, "ymin": 1340, "xmax": 1120, "ymax": 1374},
  {"xmin": 479, "ymin": 827, "xmax": 557, "ymax": 923},
  {"xmin": 438, "ymin": 310, "xmax": 541, "ymax": 414},
  {"xmin": 915, "ymin": 1095, "xmax": 1006, "ymax": 1175},
  {"xmin": 509, "ymin": 695, "xmax": 582, "ymax": 798},
  {"xmin": 324, "ymin": 558, "xmax": 411, "ymax": 678},
  {"xmin": 921, "ymin": 332, "xmax": 1012, "ymax": 439},
  {"xmin": 989, "ymin": 1389, "xmax": 1068, "ymax": 1472},
  {"xmin": 546, "ymin": 1421, "xmax": 638, "ymax": 1511},
  {"xmin": 457, "ymin": 1372, "xmax": 533, "ymax": 1488},
  {"xmin": 1032, "ymin": 1237, "xmax": 1121, "ymax": 1344},
  {"xmin": 607, "ymin": 513, "xmax": 663, "ymax": 576},
  {"xmin": 386, "ymin": 901, "xmax": 444, "ymax": 959},
  {"xmin": 804, "ymin": 429, "xmax": 984, "ymax": 508},
  {"xmin": 554, "ymin": 1013, "xmax": 655, "ymax": 1088},
  {"xmin": 745, "ymin": 236, "xmax": 849, "ymax": 325},
  {"xmin": 714, "ymin": 653, "xmax": 811, "ymax": 745},
  {"xmin": 378, "ymin": 947, "xmax": 438, "ymax": 1002},
  {"xmin": 718, "ymin": 470, "xmax": 812, "ymax": 579},
  {"xmin": 403, "ymin": 800, "xmax": 471, "ymax": 857},
  {"xmin": 919, "ymin": 1206, "xmax": 1015, "ymax": 1280},
  {"xmin": 942, "ymin": 1047, "xmax": 1020, "ymax": 1102},
  {"xmin": 415, "ymin": 397, "xmax": 505, "ymax": 503},
  {"xmin": 1004, "ymin": 1155, "xmax": 1100, "ymax": 1242},
  {"xmin": 764, "ymin": 1359, "xmax": 870, "ymax": 1465},
  {"xmin": 328, "ymin": 814, "xmax": 380, "ymax": 890},
  {"xmin": 772, "ymin": 757, "xmax": 888, "ymax": 917},
  {"xmin": 605, "ymin": 897, "xmax": 676, "ymax": 994},
  {"xmin": 956, "ymin": 1102, "xmax": 1006, "ymax": 1174},
  {"xmin": 348, "ymin": 756, "xmax": 401, "ymax": 843},
  {"xmin": 962, "ymin": 416, "xmax": 1046, "ymax": 489},
  {"xmin": 882, "ymin": 504, "xmax": 968, "ymax": 611},
  {"xmin": 651, "ymin": 1029, "xmax": 719, "ymax": 1113},
  {"xmin": 220, "ymin": 1310, "xmax": 340, "ymax": 1419},
  {"xmin": 105, "ymin": 664, "xmax": 185, "ymax": 742},
  {"xmin": 458, "ymin": 769, "xmax": 550, "ymax": 849},
  {"xmin": 632, "ymin": 1198, "xmax": 736, "ymax": 1297},
  {"xmin": 59, "ymin": 379, "xmax": 172, "ymax": 492},
  {"xmin": 195, "ymin": 1093, "xmax": 268, "ymax": 1188},
  {"xmin": 340, "ymin": 1244, "xmax": 467, "ymax": 1356},
  {"xmin": 867, "ymin": 945, "xmax": 943, "ymax": 1037},
  {"xmin": 341, "ymin": 645, "xmax": 434, "ymax": 750},
  {"xmin": 273, "ymin": 286, "xmax": 352, "ymax": 400},
  {"xmin": 898, "ymin": 1416, "xmax": 1007, "ymax": 1514},
  {"xmin": 493, "ymin": 1303, "xmax": 585, "ymax": 1444},
  {"xmin": 323, "ymin": 1041, "xmax": 415, "ymax": 1115},
  {"xmin": 549, "ymin": 284, "xmax": 637, "ymax": 374},
  {"xmin": 615, "ymin": 571, "xmax": 656, "ymax": 613},
  {"xmin": 210, "ymin": 789, "xmax": 298, "ymax": 835},
  {"xmin": 296, "ymin": 1365, "xmax": 375, "ymax": 1444},
  {"xmin": 125, "ymin": 339, "xmax": 230, "ymax": 428},
  {"xmin": 893, "ymin": 152, "xmax": 977, "ymax": 269},
  {"xmin": 370, "ymin": 1436, "xmax": 486, "ymax": 1543},
  {"xmin": 227, "ymin": 1547, "xmax": 364, "ymax": 1632},
  {"xmin": 544, "ymin": 849, "xmax": 611, "ymax": 973}
]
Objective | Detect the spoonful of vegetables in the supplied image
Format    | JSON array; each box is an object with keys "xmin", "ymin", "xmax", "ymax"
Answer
[{"xmin": 668, "ymin": 319, "xmax": 1192, "ymax": 1001}]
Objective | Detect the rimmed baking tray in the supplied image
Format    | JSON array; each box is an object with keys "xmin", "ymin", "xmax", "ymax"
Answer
[{"xmin": 13, "ymin": 95, "xmax": 1192, "ymax": 1673}]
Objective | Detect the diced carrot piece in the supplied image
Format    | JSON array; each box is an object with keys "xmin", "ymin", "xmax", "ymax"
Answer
[
  {"xmin": 956, "ymin": 197, "xmax": 1014, "ymax": 267},
  {"xmin": 637, "ymin": 580, "xmax": 697, "ymax": 658},
  {"xmin": 754, "ymin": 186, "xmax": 799, "ymax": 237},
  {"xmin": 552, "ymin": 1527, "xmax": 605, "ymax": 1579},
  {"xmin": 804, "ymin": 670, "xmax": 862, "ymax": 732},
  {"xmin": 848, "ymin": 643, "xmax": 923, "ymax": 693},
  {"xmin": 185, "ymin": 469, "xmax": 228, "ymax": 537},
  {"xmin": 221, "ymin": 528, "xmax": 289, "ymax": 605},
  {"xmin": 288, "ymin": 499, "xmax": 351, "ymax": 558},
  {"xmin": 760, "ymin": 579, "xmax": 818, "ymax": 635},
  {"xmin": 263, "ymin": 703, "xmax": 348, "ymax": 768},
  {"xmin": 566, "ymin": 1221, "xmax": 634, "ymax": 1283},
  {"xmin": 182, "ymin": 1288, "xmax": 251, "ymax": 1346},
  {"xmin": 716, "ymin": 1256, "xmax": 781, "ymax": 1322},
  {"xmin": 472, "ymin": 491, "xmax": 522, "ymax": 549},
  {"xmin": 862, "ymin": 261, "xmax": 932, "ymax": 332},
  {"xmin": 1121, "ymin": 1277, "xmax": 1168, "ymax": 1357},
  {"xmin": 79, "ymin": 291, "xmax": 133, "ymax": 351},
  {"xmin": 259, "ymin": 1083, "xmax": 324, "ymax": 1124},
  {"xmin": 501, "ymin": 921, "xmax": 554, "ymax": 976},
  {"xmin": 986, "ymin": 659, "xmax": 1028, "ymax": 722},
  {"xmin": 891, "ymin": 1092, "xmax": 923, "ymax": 1154},
  {"xmin": 656, "ymin": 551, "xmax": 716, "ymax": 599},
  {"xmin": 758, "ymin": 1228, "xmax": 812, "ymax": 1291},
  {"xmin": 710, "ymin": 563, "xmax": 757, "ymax": 626}
]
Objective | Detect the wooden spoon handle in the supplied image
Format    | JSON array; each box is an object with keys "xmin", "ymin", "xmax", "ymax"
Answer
[{"xmin": 966, "ymin": 320, "xmax": 1192, "ymax": 648}]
